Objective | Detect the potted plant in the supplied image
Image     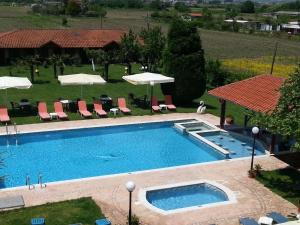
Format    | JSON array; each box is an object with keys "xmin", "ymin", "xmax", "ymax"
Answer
[
  {"xmin": 254, "ymin": 164, "xmax": 262, "ymax": 177},
  {"xmin": 225, "ymin": 115, "xmax": 234, "ymax": 125},
  {"xmin": 248, "ymin": 169, "xmax": 256, "ymax": 178}
]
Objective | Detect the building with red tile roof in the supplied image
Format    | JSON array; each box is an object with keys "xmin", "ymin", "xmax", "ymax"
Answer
[
  {"xmin": 0, "ymin": 29, "xmax": 126, "ymax": 64},
  {"xmin": 208, "ymin": 74, "xmax": 285, "ymax": 114}
]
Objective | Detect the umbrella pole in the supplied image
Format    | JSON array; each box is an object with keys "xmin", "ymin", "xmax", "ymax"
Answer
[
  {"xmin": 150, "ymin": 84, "xmax": 153, "ymax": 115},
  {"xmin": 5, "ymin": 89, "xmax": 7, "ymax": 106}
]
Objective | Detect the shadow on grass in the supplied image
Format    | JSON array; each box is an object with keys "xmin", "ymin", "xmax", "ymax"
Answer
[
  {"xmin": 107, "ymin": 78, "xmax": 124, "ymax": 84},
  {"xmin": 33, "ymin": 80, "xmax": 50, "ymax": 84},
  {"xmin": 256, "ymin": 167, "xmax": 300, "ymax": 206}
]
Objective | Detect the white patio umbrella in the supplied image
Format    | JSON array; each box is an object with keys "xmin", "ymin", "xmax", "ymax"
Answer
[
  {"xmin": 0, "ymin": 76, "xmax": 32, "ymax": 105},
  {"xmin": 122, "ymin": 72, "xmax": 174, "ymax": 113},
  {"xmin": 58, "ymin": 73, "xmax": 106, "ymax": 98}
]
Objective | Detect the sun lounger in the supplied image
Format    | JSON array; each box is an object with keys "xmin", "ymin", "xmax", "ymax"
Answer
[
  {"xmin": 95, "ymin": 218, "xmax": 111, "ymax": 225},
  {"xmin": 31, "ymin": 218, "xmax": 45, "ymax": 225},
  {"xmin": 239, "ymin": 217, "xmax": 259, "ymax": 225},
  {"xmin": 164, "ymin": 95, "xmax": 176, "ymax": 110},
  {"xmin": 38, "ymin": 102, "xmax": 51, "ymax": 121},
  {"xmin": 0, "ymin": 106, "xmax": 10, "ymax": 123},
  {"xmin": 118, "ymin": 98, "xmax": 131, "ymax": 114},
  {"xmin": 266, "ymin": 212, "xmax": 289, "ymax": 223},
  {"xmin": 151, "ymin": 96, "xmax": 161, "ymax": 112},
  {"xmin": 78, "ymin": 100, "xmax": 92, "ymax": 118},
  {"xmin": 93, "ymin": 101, "xmax": 107, "ymax": 117},
  {"xmin": 54, "ymin": 102, "xmax": 68, "ymax": 120}
]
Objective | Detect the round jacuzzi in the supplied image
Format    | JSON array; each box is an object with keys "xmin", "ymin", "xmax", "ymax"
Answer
[{"xmin": 139, "ymin": 180, "xmax": 236, "ymax": 214}]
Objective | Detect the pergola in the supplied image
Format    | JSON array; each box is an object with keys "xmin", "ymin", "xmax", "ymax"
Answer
[{"xmin": 208, "ymin": 74, "xmax": 285, "ymax": 153}]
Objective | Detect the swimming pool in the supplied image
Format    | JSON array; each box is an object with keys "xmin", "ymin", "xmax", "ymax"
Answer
[
  {"xmin": 199, "ymin": 131, "xmax": 266, "ymax": 158},
  {"xmin": 0, "ymin": 121, "xmax": 226, "ymax": 189},
  {"xmin": 146, "ymin": 183, "xmax": 228, "ymax": 210},
  {"xmin": 140, "ymin": 180, "xmax": 236, "ymax": 214}
]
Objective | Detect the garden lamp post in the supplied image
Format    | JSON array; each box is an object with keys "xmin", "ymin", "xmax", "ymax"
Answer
[
  {"xmin": 250, "ymin": 126, "xmax": 259, "ymax": 171},
  {"xmin": 150, "ymin": 81, "xmax": 154, "ymax": 114},
  {"xmin": 126, "ymin": 181, "xmax": 136, "ymax": 225}
]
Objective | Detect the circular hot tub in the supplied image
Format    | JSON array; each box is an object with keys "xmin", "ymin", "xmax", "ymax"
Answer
[{"xmin": 139, "ymin": 180, "xmax": 236, "ymax": 214}]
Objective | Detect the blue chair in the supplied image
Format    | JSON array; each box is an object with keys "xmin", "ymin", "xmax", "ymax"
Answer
[
  {"xmin": 95, "ymin": 218, "xmax": 111, "ymax": 225},
  {"xmin": 31, "ymin": 218, "xmax": 45, "ymax": 225},
  {"xmin": 266, "ymin": 212, "xmax": 288, "ymax": 224},
  {"xmin": 239, "ymin": 217, "xmax": 259, "ymax": 225}
]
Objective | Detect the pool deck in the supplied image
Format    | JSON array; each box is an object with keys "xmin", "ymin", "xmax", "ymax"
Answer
[{"xmin": 0, "ymin": 113, "xmax": 297, "ymax": 225}]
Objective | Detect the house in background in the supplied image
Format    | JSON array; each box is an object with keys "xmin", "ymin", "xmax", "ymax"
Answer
[
  {"xmin": 0, "ymin": 29, "xmax": 126, "ymax": 65},
  {"xmin": 281, "ymin": 21, "xmax": 300, "ymax": 34}
]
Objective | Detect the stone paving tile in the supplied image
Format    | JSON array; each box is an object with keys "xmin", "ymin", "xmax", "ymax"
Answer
[{"xmin": 0, "ymin": 113, "xmax": 297, "ymax": 225}]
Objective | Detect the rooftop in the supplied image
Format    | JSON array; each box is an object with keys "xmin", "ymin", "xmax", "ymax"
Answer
[
  {"xmin": 0, "ymin": 29, "xmax": 126, "ymax": 49},
  {"xmin": 208, "ymin": 75, "xmax": 285, "ymax": 113}
]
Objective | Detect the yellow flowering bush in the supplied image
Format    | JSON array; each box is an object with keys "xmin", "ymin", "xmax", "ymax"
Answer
[{"xmin": 222, "ymin": 57, "xmax": 298, "ymax": 78}]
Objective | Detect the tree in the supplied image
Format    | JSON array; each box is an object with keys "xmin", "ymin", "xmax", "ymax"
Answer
[
  {"xmin": 66, "ymin": 0, "xmax": 81, "ymax": 16},
  {"xmin": 99, "ymin": 8, "xmax": 107, "ymax": 28},
  {"xmin": 253, "ymin": 66, "xmax": 300, "ymax": 151},
  {"xmin": 85, "ymin": 49, "xmax": 115, "ymax": 81},
  {"xmin": 206, "ymin": 59, "xmax": 229, "ymax": 89},
  {"xmin": 225, "ymin": 5, "xmax": 239, "ymax": 19},
  {"xmin": 49, "ymin": 55, "xmax": 68, "ymax": 78},
  {"xmin": 119, "ymin": 29, "xmax": 141, "ymax": 75},
  {"xmin": 174, "ymin": 2, "xmax": 190, "ymax": 13},
  {"xmin": 17, "ymin": 55, "xmax": 41, "ymax": 83},
  {"xmin": 240, "ymin": 0, "xmax": 255, "ymax": 13},
  {"xmin": 162, "ymin": 19, "xmax": 206, "ymax": 104},
  {"xmin": 139, "ymin": 26, "xmax": 165, "ymax": 72}
]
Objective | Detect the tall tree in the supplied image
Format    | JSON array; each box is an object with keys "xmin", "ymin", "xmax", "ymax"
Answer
[
  {"xmin": 162, "ymin": 19, "xmax": 206, "ymax": 104},
  {"xmin": 139, "ymin": 26, "xmax": 165, "ymax": 72},
  {"xmin": 119, "ymin": 29, "xmax": 140, "ymax": 75}
]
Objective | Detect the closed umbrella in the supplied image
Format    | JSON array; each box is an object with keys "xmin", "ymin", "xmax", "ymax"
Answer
[
  {"xmin": 122, "ymin": 72, "xmax": 174, "ymax": 113},
  {"xmin": 58, "ymin": 73, "xmax": 106, "ymax": 98}
]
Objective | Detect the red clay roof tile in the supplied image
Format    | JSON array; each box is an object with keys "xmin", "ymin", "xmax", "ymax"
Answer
[
  {"xmin": 208, "ymin": 75, "xmax": 285, "ymax": 113},
  {"xmin": 0, "ymin": 29, "xmax": 126, "ymax": 48}
]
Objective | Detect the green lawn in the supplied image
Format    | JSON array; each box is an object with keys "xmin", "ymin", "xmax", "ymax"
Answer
[
  {"xmin": 0, "ymin": 197, "xmax": 104, "ymax": 225},
  {"xmin": 256, "ymin": 168, "xmax": 300, "ymax": 207},
  {"xmin": 0, "ymin": 63, "xmax": 246, "ymax": 125}
]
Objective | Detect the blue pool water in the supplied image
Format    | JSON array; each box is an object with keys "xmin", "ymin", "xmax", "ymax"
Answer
[
  {"xmin": 146, "ymin": 183, "xmax": 229, "ymax": 211},
  {"xmin": 0, "ymin": 122, "xmax": 225, "ymax": 189},
  {"xmin": 199, "ymin": 131, "xmax": 266, "ymax": 158}
]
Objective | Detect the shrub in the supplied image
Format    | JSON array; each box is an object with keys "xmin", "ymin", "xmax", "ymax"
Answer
[
  {"xmin": 85, "ymin": 10, "xmax": 99, "ymax": 17},
  {"xmin": 66, "ymin": 0, "xmax": 81, "ymax": 16},
  {"xmin": 62, "ymin": 17, "xmax": 68, "ymax": 26}
]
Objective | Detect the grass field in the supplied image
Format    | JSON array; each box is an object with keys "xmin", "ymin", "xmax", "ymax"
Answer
[
  {"xmin": 256, "ymin": 168, "xmax": 300, "ymax": 207},
  {"xmin": 0, "ymin": 197, "xmax": 104, "ymax": 225},
  {"xmin": 0, "ymin": 63, "xmax": 245, "ymax": 125}
]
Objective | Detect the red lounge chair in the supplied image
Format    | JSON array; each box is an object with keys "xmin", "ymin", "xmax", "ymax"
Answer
[
  {"xmin": 151, "ymin": 96, "xmax": 161, "ymax": 112},
  {"xmin": 38, "ymin": 102, "xmax": 51, "ymax": 121},
  {"xmin": 78, "ymin": 100, "xmax": 92, "ymax": 118},
  {"xmin": 165, "ymin": 95, "xmax": 176, "ymax": 110},
  {"xmin": 93, "ymin": 101, "xmax": 107, "ymax": 117},
  {"xmin": 118, "ymin": 98, "xmax": 131, "ymax": 114},
  {"xmin": 0, "ymin": 106, "xmax": 10, "ymax": 123},
  {"xmin": 54, "ymin": 102, "xmax": 68, "ymax": 120}
]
